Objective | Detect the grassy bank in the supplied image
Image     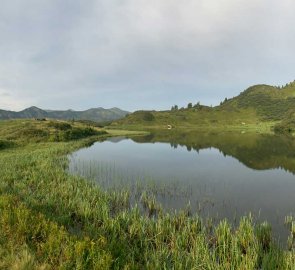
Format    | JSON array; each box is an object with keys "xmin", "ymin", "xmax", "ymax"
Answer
[
  {"xmin": 1, "ymin": 120, "xmax": 295, "ymax": 269},
  {"xmin": 110, "ymin": 109, "xmax": 278, "ymax": 134}
]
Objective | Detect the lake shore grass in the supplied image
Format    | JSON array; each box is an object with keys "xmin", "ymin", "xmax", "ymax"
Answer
[
  {"xmin": 1, "ymin": 119, "xmax": 295, "ymax": 269},
  {"xmin": 109, "ymin": 121, "xmax": 277, "ymax": 135}
]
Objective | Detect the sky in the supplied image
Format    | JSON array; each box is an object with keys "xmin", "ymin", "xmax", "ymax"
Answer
[{"xmin": 0, "ymin": 0, "xmax": 295, "ymax": 112}]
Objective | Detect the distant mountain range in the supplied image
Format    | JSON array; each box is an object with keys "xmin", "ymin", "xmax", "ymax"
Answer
[{"xmin": 0, "ymin": 106, "xmax": 129, "ymax": 122}]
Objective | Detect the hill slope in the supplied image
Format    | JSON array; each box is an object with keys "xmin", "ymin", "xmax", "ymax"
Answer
[
  {"xmin": 113, "ymin": 81, "xmax": 295, "ymax": 131},
  {"xmin": 0, "ymin": 106, "xmax": 129, "ymax": 122},
  {"xmin": 220, "ymin": 82, "xmax": 295, "ymax": 121}
]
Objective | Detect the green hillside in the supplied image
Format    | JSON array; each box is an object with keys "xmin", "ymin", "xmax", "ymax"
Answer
[
  {"xmin": 221, "ymin": 82, "xmax": 295, "ymax": 121},
  {"xmin": 112, "ymin": 81, "xmax": 295, "ymax": 133}
]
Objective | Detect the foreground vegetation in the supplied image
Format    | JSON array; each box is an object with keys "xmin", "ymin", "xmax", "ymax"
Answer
[{"xmin": 1, "ymin": 120, "xmax": 295, "ymax": 269}]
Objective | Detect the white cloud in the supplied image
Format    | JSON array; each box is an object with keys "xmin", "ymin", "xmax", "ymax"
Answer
[
  {"xmin": 0, "ymin": 88, "xmax": 35, "ymax": 111},
  {"xmin": 0, "ymin": 0, "xmax": 295, "ymax": 110}
]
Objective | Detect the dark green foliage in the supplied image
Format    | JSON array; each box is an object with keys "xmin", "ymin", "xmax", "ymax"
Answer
[
  {"xmin": 0, "ymin": 139, "xmax": 14, "ymax": 150},
  {"xmin": 48, "ymin": 121, "xmax": 72, "ymax": 130},
  {"xmin": 274, "ymin": 123, "xmax": 294, "ymax": 134},
  {"xmin": 193, "ymin": 101, "xmax": 201, "ymax": 107},
  {"xmin": 274, "ymin": 118, "xmax": 295, "ymax": 134},
  {"xmin": 230, "ymin": 84, "xmax": 295, "ymax": 121},
  {"xmin": 74, "ymin": 119, "xmax": 112, "ymax": 128},
  {"xmin": 52, "ymin": 127, "xmax": 107, "ymax": 142},
  {"xmin": 35, "ymin": 118, "xmax": 47, "ymax": 121},
  {"xmin": 133, "ymin": 111, "xmax": 155, "ymax": 121},
  {"xmin": 171, "ymin": 105, "xmax": 178, "ymax": 111},
  {"xmin": 193, "ymin": 104, "xmax": 212, "ymax": 111},
  {"xmin": 237, "ymin": 92, "xmax": 295, "ymax": 120},
  {"xmin": 187, "ymin": 102, "xmax": 193, "ymax": 109},
  {"xmin": 142, "ymin": 112, "xmax": 155, "ymax": 121},
  {"xmin": 220, "ymin": 98, "xmax": 228, "ymax": 105},
  {"xmin": 61, "ymin": 128, "xmax": 104, "ymax": 141}
]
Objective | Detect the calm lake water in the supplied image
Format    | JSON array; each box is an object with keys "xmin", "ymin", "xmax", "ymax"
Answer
[{"xmin": 69, "ymin": 131, "xmax": 295, "ymax": 242}]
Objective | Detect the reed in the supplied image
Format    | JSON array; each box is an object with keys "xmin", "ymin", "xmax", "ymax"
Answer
[{"xmin": 1, "ymin": 120, "xmax": 295, "ymax": 269}]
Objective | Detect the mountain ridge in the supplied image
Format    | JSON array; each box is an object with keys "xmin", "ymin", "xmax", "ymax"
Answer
[{"xmin": 0, "ymin": 106, "xmax": 129, "ymax": 122}]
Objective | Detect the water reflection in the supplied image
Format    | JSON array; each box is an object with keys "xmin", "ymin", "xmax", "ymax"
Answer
[
  {"xmin": 131, "ymin": 131, "xmax": 295, "ymax": 173},
  {"xmin": 69, "ymin": 131, "xmax": 295, "ymax": 242}
]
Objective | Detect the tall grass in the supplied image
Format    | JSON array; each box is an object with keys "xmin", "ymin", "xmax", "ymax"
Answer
[{"xmin": 1, "ymin": 120, "xmax": 295, "ymax": 269}]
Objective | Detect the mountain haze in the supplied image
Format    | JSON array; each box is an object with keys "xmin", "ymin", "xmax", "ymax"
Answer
[{"xmin": 0, "ymin": 106, "xmax": 129, "ymax": 122}]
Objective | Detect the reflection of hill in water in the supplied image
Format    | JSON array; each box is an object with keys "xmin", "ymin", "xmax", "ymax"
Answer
[
  {"xmin": 106, "ymin": 136, "xmax": 127, "ymax": 143},
  {"xmin": 130, "ymin": 131, "xmax": 295, "ymax": 174}
]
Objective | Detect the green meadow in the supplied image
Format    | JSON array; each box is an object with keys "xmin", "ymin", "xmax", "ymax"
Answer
[
  {"xmin": 111, "ymin": 83, "xmax": 295, "ymax": 135},
  {"xmin": 1, "ymin": 119, "xmax": 295, "ymax": 269}
]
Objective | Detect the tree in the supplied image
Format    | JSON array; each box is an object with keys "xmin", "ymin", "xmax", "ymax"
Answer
[
  {"xmin": 171, "ymin": 105, "xmax": 178, "ymax": 111},
  {"xmin": 194, "ymin": 101, "xmax": 200, "ymax": 108},
  {"xmin": 187, "ymin": 103, "xmax": 193, "ymax": 109}
]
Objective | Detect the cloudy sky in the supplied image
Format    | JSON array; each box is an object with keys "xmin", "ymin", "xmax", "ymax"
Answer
[{"xmin": 0, "ymin": 0, "xmax": 295, "ymax": 111}]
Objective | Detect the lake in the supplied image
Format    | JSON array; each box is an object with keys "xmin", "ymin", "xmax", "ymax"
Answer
[{"xmin": 68, "ymin": 131, "xmax": 295, "ymax": 242}]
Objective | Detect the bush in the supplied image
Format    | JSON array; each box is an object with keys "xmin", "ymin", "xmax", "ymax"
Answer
[
  {"xmin": 0, "ymin": 140, "xmax": 14, "ymax": 150},
  {"xmin": 75, "ymin": 120, "xmax": 112, "ymax": 128},
  {"xmin": 274, "ymin": 119, "xmax": 295, "ymax": 134},
  {"xmin": 48, "ymin": 121, "xmax": 72, "ymax": 131},
  {"xmin": 51, "ymin": 127, "xmax": 107, "ymax": 142},
  {"xmin": 134, "ymin": 111, "xmax": 155, "ymax": 121}
]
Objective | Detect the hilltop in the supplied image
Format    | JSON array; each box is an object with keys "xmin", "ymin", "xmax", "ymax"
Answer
[
  {"xmin": 220, "ymin": 81, "xmax": 295, "ymax": 120},
  {"xmin": 0, "ymin": 106, "xmax": 129, "ymax": 123},
  {"xmin": 112, "ymin": 81, "xmax": 295, "ymax": 133}
]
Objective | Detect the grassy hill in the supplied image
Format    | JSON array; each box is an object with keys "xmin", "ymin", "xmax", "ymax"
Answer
[
  {"xmin": 0, "ymin": 106, "xmax": 129, "ymax": 123},
  {"xmin": 221, "ymin": 82, "xmax": 295, "ymax": 121},
  {"xmin": 112, "ymin": 81, "xmax": 295, "ymax": 133}
]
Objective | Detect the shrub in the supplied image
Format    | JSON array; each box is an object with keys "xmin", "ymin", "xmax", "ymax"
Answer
[
  {"xmin": 274, "ymin": 119, "xmax": 295, "ymax": 134},
  {"xmin": 51, "ymin": 127, "xmax": 107, "ymax": 142},
  {"xmin": 134, "ymin": 111, "xmax": 155, "ymax": 121},
  {"xmin": 48, "ymin": 121, "xmax": 72, "ymax": 131},
  {"xmin": 75, "ymin": 120, "xmax": 112, "ymax": 127},
  {"xmin": 0, "ymin": 140, "xmax": 14, "ymax": 150},
  {"xmin": 142, "ymin": 112, "xmax": 155, "ymax": 121}
]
